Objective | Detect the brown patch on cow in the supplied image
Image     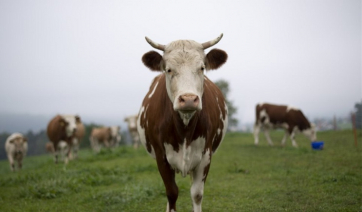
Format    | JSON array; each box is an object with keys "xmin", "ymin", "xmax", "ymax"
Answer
[
  {"xmin": 90, "ymin": 127, "xmax": 113, "ymax": 146},
  {"xmin": 194, "ymin": 194, "xmax": 203, "ymax": 205},
  {"xmin": 205, "ymin": 48, "xmax": 228, "ymax": 70},
  {"xmin": 142, "ymin": 51, "xmax": 164, "ymax": 71}
]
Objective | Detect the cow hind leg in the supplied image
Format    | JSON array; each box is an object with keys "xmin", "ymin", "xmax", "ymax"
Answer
[
  {"xmin": 156, "ymin": 155, "xmax": 178, "ymax": 212},
  {"xmin": 190, "ymin": 150, "xmax": 211, "ymax": 212},
  {"xmin": 281, "ymin": 131, "xmax": 288, "ymax": 146}
]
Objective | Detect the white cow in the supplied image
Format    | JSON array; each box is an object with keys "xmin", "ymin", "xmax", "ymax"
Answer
[
  {"xmin": 5, "ymin": 133, "xmax": 28, "ymax": 171},
  {"xmin": 124, "ymin": 115, "xmax": 140, "ymax": 149}
]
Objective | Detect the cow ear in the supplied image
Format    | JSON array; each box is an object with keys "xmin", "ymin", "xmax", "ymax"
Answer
[
  {"xmin": 142, "ymin": 51, "xmax": 163, "ymax": 71},
  {"xmin": 205, "ymin": 48, "xmax": 228, "ymax": 70}
]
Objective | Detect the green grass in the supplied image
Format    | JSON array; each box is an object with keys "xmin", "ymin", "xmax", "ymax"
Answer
[{"xmin": 0, "ymin": 130, "xmax": 361, "ymax": 211}]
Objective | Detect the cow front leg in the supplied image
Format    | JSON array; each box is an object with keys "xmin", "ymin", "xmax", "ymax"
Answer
[
  {"xmin": 7, "ymin": 154, "xmax": 15, "ymax": 171},
  {"xmin": 156, "ymin": 155, "xmax": 178, "ymax": 212},
  {"xmin": 190, "ymin": 149, "xmax": 212, "ymax": 212},
  {"xmin": 288, "ymin": 127, "xmax": 298, "ymax": 147},
  {"xmin": 253, "ymin": 124, "xmax": 260, "ymax": 145},
  {"xmin": 263, "ymin": 128, "xmax": 274, "ymax": 146}
]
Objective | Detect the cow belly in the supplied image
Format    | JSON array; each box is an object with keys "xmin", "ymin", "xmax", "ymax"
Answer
[{"xmin": 164, "ymin": 137, "xmax": 206, "ymax": 177}]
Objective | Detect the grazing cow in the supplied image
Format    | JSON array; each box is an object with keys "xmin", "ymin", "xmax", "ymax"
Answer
[
  {"xmin": 5, "ymin": 133, "xmax": 28, "ymax": 171},
  {"xmin": 71, "ymin": 122, "xmax": 85, "ymax": 159},
  {"xmin": 89, "ymin": 127, "xmax": 113, "ymax": 152},
  {"xmin": 124, "ymin": 115, "xmax": 140, "ymax": 149},
  {"xmin": 137, "ymin": 34, "xmax": 228, "ymax": 212},
  {"xmin": 253, "ymin": 103, "xmax": 317, "ymax": 147},
  {"xmin": 47, "ymin": 114, "xmax": 81, "ymax": 163},
  {"xmin": 45, "ymin": 142, "xmax": 55, "ymax": 153}
]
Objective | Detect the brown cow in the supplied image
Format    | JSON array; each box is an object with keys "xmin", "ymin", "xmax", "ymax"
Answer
[
  {"xmin": 89, "ymin": 127, "xmax": 113, "ymax": 153},
  {"xmin": 137, "ymin": 34, "xmax": 228, "ymax": 212},
  {"xmin": 47, "ymin": 114, "xmax": 81, "ymax": 164},
  {"xmin": 253, "ymin": 103, "xmax": 317, "ymax": 147}
]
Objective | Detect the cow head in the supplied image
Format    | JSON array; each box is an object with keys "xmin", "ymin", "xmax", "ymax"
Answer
[
  {"xmin": 124, "ymin": 115, "xmax": 138, "ymax": 131},
  {"xmin": 60, "ymin": 115, "xmax": 81, "ymax": 137},
  {"xmin": 142, "ymin": 34, "xmax": 227, "ymax": 120},
  {"xmin": 10, "ymin": 136, "xmax": 27, "ymax": 155},
  {"xmin": 302, "ymin": 123, "xmax": 317, "ymax": 141}
]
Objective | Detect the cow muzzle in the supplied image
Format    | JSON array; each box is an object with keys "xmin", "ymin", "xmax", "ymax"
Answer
[{"xmin": 175, "ymin": 93, "xmax": 200, "ymax": 113}]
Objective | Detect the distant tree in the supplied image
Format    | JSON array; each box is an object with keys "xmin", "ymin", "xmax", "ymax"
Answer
[
  {"xmin": 355, "ymin": 100, "xmax": 362, "ymax": 129},
  {"xmin": 214, "ymin": 79, "xmax": 238, "ymax": 130}
]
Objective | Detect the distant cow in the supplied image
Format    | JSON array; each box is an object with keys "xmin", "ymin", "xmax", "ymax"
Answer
[
  {"xmin": 71, "ymin": 122, "xmax": 85, "ymax": 159},
  {"xmin": 45, "ymin": 142, "xmax": 55, "ymax": 153},
  {"xmin": 47, "ymin": 114, "xmax": 82, "ymax": 163},
  {"xmin": 254, "ymin": 103, "xmax": 317, "ymax": 147},
  {"xmin": 5, "ymin": 133, "xmax": 28, "ymax": 171},
  {"xmin": 137, "ymin": 34, "xmax": 228, "ymax": 212},
  {"xmin": 124, "ymin": 115, "xmax": 140, "ymax": 149},
  {"xmin": 89, "ymin": 127, "xmax": 115, "ymax": 152},
  {"xmin": 109, "ymin": 125, "xmax": 121, "ymax": 148}
]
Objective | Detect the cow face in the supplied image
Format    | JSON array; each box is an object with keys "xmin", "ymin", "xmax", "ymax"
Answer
[
  {"xmin": 302, "ymin": 123, "xmax": 317, "ymax": 141},
  {"xmin": 10, "ymin": 136, "xmax": 27, "ymax": 154},
  {"xmin": 142, "ymin": 34, "xmax": 227, "ymax": 118},
  {"xmin": 124, "ymin": 115, "xmax": 138, "ymax": 131},
  {"xmin": 61, "ymin": 115, "xmax": 81, "ymax": 137}
]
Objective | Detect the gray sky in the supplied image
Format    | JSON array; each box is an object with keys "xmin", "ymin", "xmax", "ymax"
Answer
[{"xmin": 0, "ymin": 0, "xmax": 361, "ymax": 128}]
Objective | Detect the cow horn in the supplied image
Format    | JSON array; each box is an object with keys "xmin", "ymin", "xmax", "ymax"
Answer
[
  {"xmin": 145, "ymin": 37, "xmax": 165, "ymax": 51},
  {"xmin": 202, "ymin": 33, "xmax": 223, "ymax": 49}
]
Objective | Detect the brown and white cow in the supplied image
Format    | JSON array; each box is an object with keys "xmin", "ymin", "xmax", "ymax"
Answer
[
  {"xmin": 47, "ymin": 114, "xmax": 81, "ymax": 163},
  {"xmin": 5, "ymin": 133, "xmax": 28, "ymax": 171},
  {"xmin": 137, "ymin": 34, "xmax": 228, "ymax": 212},
  {"xmin": 71, "ymin": 122, "xmax": 85, "ymax": 159},
  {"xmin": 124, "ymin": 115, "xmax": 140, "ymax": 149},
  {"xmin": 253, "ymin": 103, "xmax": 317, "ymax": 147},
  {"xmin": 109, "ymin": 125, "xmax": 121, "ymax": 148},
  {"xmin": 89, "ymin": 127, "xmax": 113, "ymax": 153}
]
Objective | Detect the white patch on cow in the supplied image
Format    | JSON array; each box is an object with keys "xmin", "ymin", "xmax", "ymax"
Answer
[
  {"xmin": 216, "ymin": 102, "xmax": 228, "ymax": 153},
  {"xmin": 148, "ymin": 81, "xmax": 159, "ymax": 98},
  {"xmin": 137, "ymin": 106, "xmax": 156, "ymax": 158},
  {"xmin": 190, "ymin": 148, "xmax": 211, "ymax": 212},
  {"xmin": 164, "ymin": 137, "xmax": 206, "ymax": 177},
  {"xmin": 61, "ymin": 115, "xmax": 77, "ymax": 137},
  {"xmin": 217, "ymin": 128, "xmax": 221, "ymax": 135},
  {"xmin": 178, "ymin": 111, "xmax": 196, "ymax": 126},
  {"xmin": 287, "ymin": 106, "xmax": 299, "ymax": 112}
]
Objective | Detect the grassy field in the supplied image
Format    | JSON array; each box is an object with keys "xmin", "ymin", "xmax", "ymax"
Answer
[{"xmin": 0, "ymin": 130, "xmax": 361, "ymax": 212}]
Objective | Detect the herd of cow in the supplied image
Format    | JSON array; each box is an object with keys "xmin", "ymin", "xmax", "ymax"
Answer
[{"xmin": 3, "ymin": 34, "xmax": 317, "ymax": 212}]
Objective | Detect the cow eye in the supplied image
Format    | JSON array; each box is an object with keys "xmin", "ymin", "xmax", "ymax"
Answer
[
  {"xmin": 167, "ymin": 69, "xmax": 171, "ymax": 73},
  {"xmin": 201, "ymin": 67, "xmax": 205, "ymax": 71}
]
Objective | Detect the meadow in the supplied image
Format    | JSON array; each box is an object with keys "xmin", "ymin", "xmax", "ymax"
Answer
[{"xmin": 0, "ymin": 130, "xmax": 361, "ymax": 212}]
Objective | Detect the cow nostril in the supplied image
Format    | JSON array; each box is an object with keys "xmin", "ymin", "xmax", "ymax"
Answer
[
  {"xmin": 179, "ymin": 96, "xmax": 185, "ymax": 103},
  {"xmin": 194, "ymin": 96, "xmax": 199, "ymax": 103}
]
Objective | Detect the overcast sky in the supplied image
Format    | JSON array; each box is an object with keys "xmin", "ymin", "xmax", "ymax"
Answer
[{"xmin": 0, "ymin": 0, "xmax": 360, "ymax": 128}]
